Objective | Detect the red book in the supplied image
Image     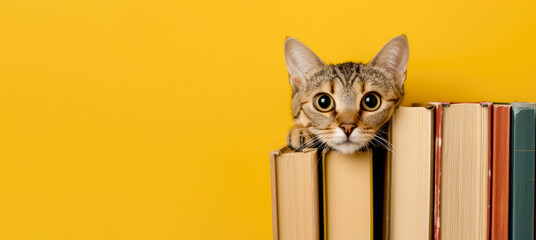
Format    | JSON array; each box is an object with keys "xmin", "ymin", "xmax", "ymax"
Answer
[
  {"xmin": 490, "ymin": 104, "xmax": 511, "ymax": 240},
  {"xmin": 432, "ymin": 103, "xmax": 446, "ymax": 240}
]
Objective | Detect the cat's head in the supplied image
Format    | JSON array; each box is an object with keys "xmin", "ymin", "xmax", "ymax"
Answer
[{"xmin": 285, "ymin": 36, "xmax": 408, "ymax": 154}]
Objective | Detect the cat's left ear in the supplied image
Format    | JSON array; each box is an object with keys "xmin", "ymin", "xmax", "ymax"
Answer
[{"xmin": 370, "ymin": 35, "xmax": 409, "ymax": 88}]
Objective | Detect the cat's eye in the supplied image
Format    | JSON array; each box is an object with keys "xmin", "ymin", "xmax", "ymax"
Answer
[
  {"xmin": 361, "ymin": 92, "xmax": 381, "ymax": 111},
  {"xmin": 313, "ymin": 93, "xmax": 335, "ymax": 112}
]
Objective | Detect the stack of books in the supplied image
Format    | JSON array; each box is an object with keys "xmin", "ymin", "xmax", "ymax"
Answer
[{"xmin": 270, "ymin": 102, "xmax": 536, "ymax": 240}]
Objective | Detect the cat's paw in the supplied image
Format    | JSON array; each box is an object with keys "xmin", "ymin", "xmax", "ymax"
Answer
[{"xmin": 287, "ymin": 126, "xmax": 315, "ymax": 151}]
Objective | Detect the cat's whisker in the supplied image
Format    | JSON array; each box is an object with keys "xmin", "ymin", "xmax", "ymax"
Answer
[
  {"xmin": 371, "ymin": 135, "xmax": 392, "ymax": 150},
  {"xmin": 297, "ymin": 134, "xmax": 333, "ymax": 151},
  {"xmin": 362, "ymin": 140, "xmax": 372, "ymax": 153},
  {"xmin": 372, "ymin": 139, "xmax": 392, "ymax": 154},
  {"xmin": 375, "ymin": 134, "xmax": 397, "ymax": 152},
  {"xmin": 372, "ymin": 135, "xmax": 398, "ymax": 157},
  {"xmin": 301, "ymin": 135, "xmax": 325, "ymax": 149}
]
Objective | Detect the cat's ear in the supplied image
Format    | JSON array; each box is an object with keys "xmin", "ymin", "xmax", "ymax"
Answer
[
  {"xmin": 284, "ymin": 37, "xmax": 325, "ymax": 91},
  {"xmin": 370, "ymin": 35, "xmax": 409, "ymax": 88}
]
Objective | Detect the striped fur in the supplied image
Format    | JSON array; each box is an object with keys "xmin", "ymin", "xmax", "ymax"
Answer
[{"xmin": 284, "ymin": 36, "xmax": 408, "ymax": 154}]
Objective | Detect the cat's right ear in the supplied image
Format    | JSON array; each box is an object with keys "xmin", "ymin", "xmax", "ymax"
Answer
[
  {"xmin": 284, "ymin": 37, "xmax": 325, "ymax": 92},
  {"xmin": 370, "ymin": 35, "xmax": 409, "ymax": 88}
]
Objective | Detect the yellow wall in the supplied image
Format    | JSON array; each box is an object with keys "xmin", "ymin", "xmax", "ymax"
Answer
[{"xmin": 1, "ymin": 0, "xmax": 535, "ymax": 239}]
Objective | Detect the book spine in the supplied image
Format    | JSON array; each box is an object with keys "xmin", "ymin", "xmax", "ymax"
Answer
[
  {"xmin": 433, "ymin": 104, "xmax": 445, "ymax": 240},
  {"xmin": 270, "ymin": 150, "xmax": 280, "ymax": 240},
  {"xmin": 491, "ymin": 105, "xmax": 511, "ymax": 240},
  {"xmin": 322, "ymin": 149, "xmax": 328, "ymax": 240},
  {"xmin": 487, "ymin": 103, "xmax": 492, "ymax": 240},
  {"xmin": 509, "ymin": 103, "xmax": 536, "ymax": 240},
  {"xmin": 383, "ymin": 123, "xmax": 393, "ymax": 240}
]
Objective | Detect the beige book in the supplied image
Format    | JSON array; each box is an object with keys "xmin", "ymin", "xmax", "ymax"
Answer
[
  {"xmin": 439, "ymin": 103, "xmax": 490, "ymax": 240},
  {"xmin": 323, "ymin": 150, "xmax": 373, "ymax": 240},
  {"xmin": 389, "ymin": 106, "xmax": 435, "ymax": 240},
  {"xmin": 270, "ymin": 146, "xmax": 320, "ymax": 240}
]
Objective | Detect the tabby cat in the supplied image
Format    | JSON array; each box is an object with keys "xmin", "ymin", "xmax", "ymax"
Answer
[{"xmin": 284, "ymin": 35, "xmax": 409, "ymax": 154}]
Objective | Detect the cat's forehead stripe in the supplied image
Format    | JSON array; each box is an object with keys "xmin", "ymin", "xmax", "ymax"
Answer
[
  {"xmin": 349, "ymin": 72, "xmax": 358, "ymax": 86},
  {"xmin": 333, "ymin": 76, "xmax": 345, "ymax": 86},
  {"xmin": 327, "ymin": 62, "xmax": 364, "ymax": 87},
  {"xmin": 335, "ymin": 65, "xmax": 348, "ymax": 86}
]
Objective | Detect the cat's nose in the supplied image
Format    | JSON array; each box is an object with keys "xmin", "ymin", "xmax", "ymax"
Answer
[{"xmin": 340, "ymin": 124, "xmax": 356, "ymax": 137}]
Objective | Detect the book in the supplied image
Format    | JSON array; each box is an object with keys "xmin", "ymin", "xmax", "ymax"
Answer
[
  {"xmin": 389, "ymin": 106, "xmax": 435, "ymax": 240},
  {"xmin": 509, "ymin": 102, "xmax": 535, "ymax": 240},
  {"xmin": 322, "ymin": 150, "xmax": 373, "ymax": 240},
  {"xmin": 373, "ymin": 124, "xmax": 389, "ymax": 240},
  {"xmin": 490, "ymin": 104, "xmax": 511, "ymax": 240},
  {"xmin": 383, "ymin": 130, "xmax": 392, "ymax": 240},
  {"xmin": 270, "ymin": 146, "xmax": 320, "ymax": 240},
  {"xmin": 413, "ymin": 102, "xmax": 447, "ymax": 240},
  {"xmin": 433, "ymin": 103, "xmax": 491, "ymax": 240}
]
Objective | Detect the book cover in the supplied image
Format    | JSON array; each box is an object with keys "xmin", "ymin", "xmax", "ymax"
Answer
[
  {"xmin": 389, "ymin": 106, "xmax": 435, "ymax": 240},
  {"xmin": 509, "ymin": 102, "xmax": 535, "ymax": 240},
  {"xmin": 322, "ymin": 150, "xmax": 373, "ymax": 240},
  {"xmin": 270, "ymin": 146, "xmax": 320, "ymax": 240},
  {"xmin": 434, "ymin": 103, "xmax": 444, "ymax": 240},
  {"xmin": 428, "ymin": 102, "xmax": 491, "ymax": 240},
  {"xmin": 491, "ymin": 104, "xmax": 511, "ymax": 240},
  {"xmin": 422, "ymin": 102, "xmax": 448, "ymax": 240}
]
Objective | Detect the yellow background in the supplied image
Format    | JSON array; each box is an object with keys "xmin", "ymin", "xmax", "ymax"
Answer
[{"xmin": 1, "ymin": 0, "xmax": 535, "ymax": 239}]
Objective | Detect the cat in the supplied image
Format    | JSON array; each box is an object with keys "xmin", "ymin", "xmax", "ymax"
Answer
[{"xmin": 284, "ymin": 35, "xmax": 408, "ymax": 154}]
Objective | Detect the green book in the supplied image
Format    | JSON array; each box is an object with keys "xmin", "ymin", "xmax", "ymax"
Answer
[{"xmin": 509, "ymin": 102, "xmax": 535, "ymax": 240}]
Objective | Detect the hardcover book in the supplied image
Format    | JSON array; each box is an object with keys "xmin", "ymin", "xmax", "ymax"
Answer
[
  {"xmin": 270, "ymin": 146, "xmax": 320, "ymax": 240},
  {"xmin": 270, "ymin": 146, "xmax": 374, "ymax": 240},
  {"xmin": 389, "ymin": 106, "xmax": 435, "ymax": 240},
  {"xmin": 322, "ymin": 150, "xmax": 373, "ymax": 240},
  {"xmin": 431, "ymin": 103, "xmax": 491, "ymax": 240},
  {"xmin": 490, "ymin": 104, "xmax": 511, "ymax": 240},
  {"xmin": 509, "ymin": 102, "xmax": 535, "ymax": 240}
]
